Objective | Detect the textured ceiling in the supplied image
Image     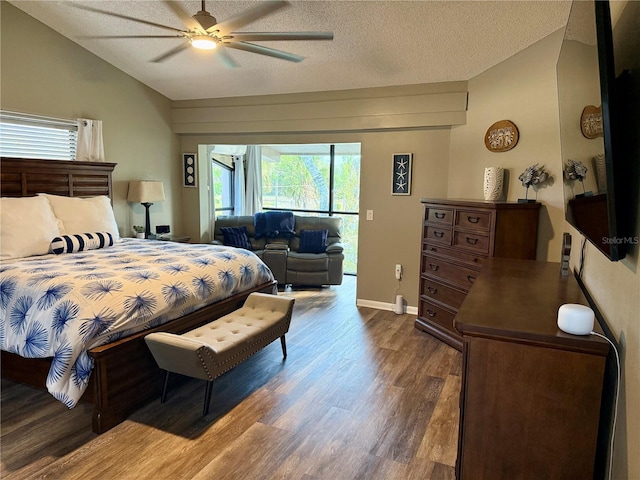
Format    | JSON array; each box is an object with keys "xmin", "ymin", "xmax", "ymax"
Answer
[{"xmin": 9, "ymin": 0, "xmax": 572, "ymax": 101}]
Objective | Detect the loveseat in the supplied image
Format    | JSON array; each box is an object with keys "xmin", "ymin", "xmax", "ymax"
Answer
[{"xmin": 213, "ymin": 214, "xmax": 344, "ymax": 286}]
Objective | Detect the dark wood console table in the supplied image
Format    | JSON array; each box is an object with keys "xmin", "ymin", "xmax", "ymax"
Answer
[{"xmin": 454, "ymin": 258, "xmax": 609, "ymax": 480}]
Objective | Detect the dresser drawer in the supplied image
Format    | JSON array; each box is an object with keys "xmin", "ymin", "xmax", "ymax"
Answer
[
  {"xmin": 453, "ymin": 231, "xmax": 491, "ymax": 255},
  {"xmin": 425, "ymin": 226, "xmax": 452, "ymax": 245},
  {"xmin": 423, "ymin": 254, "xmax": 479, "ymax": 289},
  {"xmin": 456, "ymin": 210, "xmax": 492, "ymax": 231},
  {"xmin": 426, "ymin": 207, "xmax": 454, "ymax": 225},
  {"xmin": 421, "ymin": 277, "xmax": 467, "ymax": 309},
  {"xmin": 419, "ymin": 299, "xmax": 457, "ymax": 332},
  {"xmin": 423, "ymin": 243, "xmax": 487, "ymax": 267}
]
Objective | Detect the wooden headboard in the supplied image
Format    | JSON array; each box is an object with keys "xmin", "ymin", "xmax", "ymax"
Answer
[{"xmin": 0, "ymin": 157, "xmax": 116, "ymax": 198}]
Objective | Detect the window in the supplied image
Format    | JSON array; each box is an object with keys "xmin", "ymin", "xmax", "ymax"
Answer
[
  {"xmin": 211, "ymin": 159, "xmax": 234, "ymax": 216},
  {"xmin": 0, "ymin": 110, "xmax": 77, "ymax": 160},
  {"xmin": 261, "ymin": 143, "xmax": 361, "ymax": 274}
]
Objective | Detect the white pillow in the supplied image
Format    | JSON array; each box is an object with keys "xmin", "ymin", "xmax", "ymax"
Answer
[
  {"xmin": 0, "ymin": 196, "xmax": 62, "ymax": 260},
  {"xmin": 39, "ymin": 194, "xmax": 121, "ymax": 240}
]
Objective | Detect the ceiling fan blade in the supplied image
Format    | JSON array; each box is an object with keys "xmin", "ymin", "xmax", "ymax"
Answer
[
  {"xmin": 226, "ymin": 32, "xmax": 334, "ymax": 42},
  {"xmin": 79, "ymin": 35, "xmax": 183, "ymax": 39},
  {"xmin": 217, "ymin": 48, "xmax": 240, "ymax": 69},
  {"xmin": 223, "ymin": 41, "xmax": 303, "ymax": 62},
  {"xmin": 212, "ymin": 1, "xmax": 289, "ymax": 36},
  {"xmin": 151, "ymin": 42, "xmax": 191, "ymax": 63},
  {"xmin": 69, "ymin": 4, "xmax": 187, "ymax": 34},
  {"xmin": 163, "ymin": 0, "xmax": 203, "ymax": 32}
]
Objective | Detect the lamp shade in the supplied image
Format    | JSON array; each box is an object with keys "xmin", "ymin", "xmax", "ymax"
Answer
[{"xmin": 127, "ymin": 181, "xmax": 165, "ymax": 203}]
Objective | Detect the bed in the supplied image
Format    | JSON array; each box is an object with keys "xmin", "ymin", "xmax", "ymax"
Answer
[{"xmin": 0, "ymin": 157, "xmax": 277, "ymax": 433}]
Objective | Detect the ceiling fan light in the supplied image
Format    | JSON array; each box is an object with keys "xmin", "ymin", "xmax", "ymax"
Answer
[{"xmin": 191, "ymin": 35, "xmax": 217, "ymax": 50}]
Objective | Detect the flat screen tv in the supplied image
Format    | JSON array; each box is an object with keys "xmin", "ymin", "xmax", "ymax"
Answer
[{"xmin": 556, "ymin": 0, "xmax": 639, "ymax": 261}]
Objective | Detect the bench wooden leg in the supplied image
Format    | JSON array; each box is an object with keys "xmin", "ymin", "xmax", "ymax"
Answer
[
  {"xmin": 203, "ymin": 380, "xmax": 214, "ymax": 416},
  {"xmin": 280, "ymin": 335, "xmax": 287, "ymax": 359},
  {"xmin": 161, "ymin": 371, "xmax": 170, "ymax": 404}
]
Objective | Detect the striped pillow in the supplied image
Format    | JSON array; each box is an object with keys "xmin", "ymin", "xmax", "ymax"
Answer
[{"xmin": 50, "ymin": 232, "xmax": 114, "ymax": 254}]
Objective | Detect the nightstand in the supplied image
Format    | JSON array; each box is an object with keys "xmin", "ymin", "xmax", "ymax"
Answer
[{"xmin": 157, "ymin": 235, "xmax": 191, "ymax": 243}]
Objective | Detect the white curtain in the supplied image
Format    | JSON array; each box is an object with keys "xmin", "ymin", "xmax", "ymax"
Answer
[
  {"xmin": 245, "ymin": 145, "xmax": 263, "ymax": 215},
  {"xmin": 233, "ymin": 155, "xmax": 245, "ymax": 216},
  {"xmin": 76, "ymin": 119, "xmax": 105, "ymax": 162}
]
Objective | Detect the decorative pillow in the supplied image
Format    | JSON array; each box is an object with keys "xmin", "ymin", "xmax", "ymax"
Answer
[
  {"xmin": 298, "ymin": 229, "xmax": 328, "ymax": 254},
  {"xmin": 50, "ymin": 232, "xmax": 114, "ymax": 254},
  {"xmin": 0, "ymin": 196, "xmax": 62, "ymax": 260},
  {"xmin": 38, "ymin": 193, "xmax": 121, "ymax": 240},
  {"xmin": 220, "ymin": 226, "xmax": 253, "ymax": 250}
]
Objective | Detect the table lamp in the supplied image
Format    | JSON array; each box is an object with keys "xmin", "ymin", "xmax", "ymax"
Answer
[{"xmin": 127, "ymin": 181, "xmax": 165, "ymax": 239}]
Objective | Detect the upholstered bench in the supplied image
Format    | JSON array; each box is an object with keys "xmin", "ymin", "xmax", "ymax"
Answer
[{"xmin": 144, "ymin": 292, "xmax": 295, "ymax": 415}]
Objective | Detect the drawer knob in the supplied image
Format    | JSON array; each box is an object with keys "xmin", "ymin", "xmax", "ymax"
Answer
[
  {"xmin": 426, "ymin": 309, "xmax": 436, "ymax": 317},
  {"xmin": 467, "ymin": 216, "xmax": 480, "ymax": 223},
  {"xmin": 429, "ymin": 264, "xmax": 439, "ymax": 271},
  {"xmin": 427, "ymin": 286, "xmax": 438, "ymax": 294},
  {"xmin": 434, "ymin": 231, "xmax": 444, "ymax": 238},
  {"xmin": 467, "ymin": 275, "xmax": 476, "ymax": 284},
  {"xmin": 473, "ymin": 257, "xmax": 479, "ymax": 263},
  {"xmin": 466, "ymin": 237, "xmax": 479, "ymax": 245},
  {"xmin": 435, "ymin": 212, "xmax": 445, "ymax": 219},
  {"xmin": 430, "ymin": 247, "xmax": 438, "ymax": 252}
]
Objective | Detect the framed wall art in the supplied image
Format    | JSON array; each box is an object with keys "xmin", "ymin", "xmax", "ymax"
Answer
[
  {"xmin": 183, "ymin": 153, "xmax": 197, "ymax": 188},
  {"xmin": 392, "ymin": 153, "xmax": 412, "ymax": 195}
]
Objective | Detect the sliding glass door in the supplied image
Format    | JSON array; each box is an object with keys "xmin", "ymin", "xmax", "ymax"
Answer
[{"xmin": 261, "ymin": 143, "xmax": 361, "ymax": 274}]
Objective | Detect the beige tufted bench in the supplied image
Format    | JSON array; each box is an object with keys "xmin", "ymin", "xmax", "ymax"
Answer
[{"xmin": 144, "ymin": 292, "xmax": 295, "ymax": 415}]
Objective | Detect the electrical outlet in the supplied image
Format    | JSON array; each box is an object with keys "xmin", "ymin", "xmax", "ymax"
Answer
[
  {"xmin": 366, "ymin": 210, "xmax": 374, "ymax": 221},
  {"xmin": 395, "ymin": 264, "xmax": 402, "ymax": 280}
]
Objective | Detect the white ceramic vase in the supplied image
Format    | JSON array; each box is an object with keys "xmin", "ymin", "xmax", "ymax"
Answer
[
  {"xmin": 483, "ymin": 167, "xmax": 504, "ymax": 201},
  {"xmin": 592, "ymin": 154, "xmax": 607, "ymax": 193}
]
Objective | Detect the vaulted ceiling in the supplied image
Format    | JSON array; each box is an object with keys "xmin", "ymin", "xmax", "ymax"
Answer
[{"xmin": 9, "ymin": 1, "xmax": 572, "ymax": 100}]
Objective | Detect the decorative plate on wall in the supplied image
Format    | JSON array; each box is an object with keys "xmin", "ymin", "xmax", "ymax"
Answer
[
  {"xmin": 580, "ymin": 105, "xmax": 603, "ymax": 139},
  {"xmin": 485, "ymin": 120, "xmax": 519, "ymax": 152}
]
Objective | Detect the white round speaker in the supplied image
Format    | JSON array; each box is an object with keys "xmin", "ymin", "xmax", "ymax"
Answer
[{"xmin": 557, "ymin": 303, "xmax": 594, "ymax": 335}]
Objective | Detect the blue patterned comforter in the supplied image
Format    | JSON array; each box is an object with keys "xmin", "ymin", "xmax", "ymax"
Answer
[{"xmin": 0, "ymin": 239, "xmax": 274, "ymax": 407}]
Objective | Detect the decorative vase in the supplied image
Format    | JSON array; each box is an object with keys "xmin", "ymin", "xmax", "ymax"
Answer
[
  {"xmin": 592, "ymin": 154, "xmax": 607, "ymax": 194},
  {"xmin": 483, "ymin": 167, "xmax": 504, "ymax": 201},
  {"xmin": 135, "ymin": 232, "xmax": 145, "ymax": 239}
]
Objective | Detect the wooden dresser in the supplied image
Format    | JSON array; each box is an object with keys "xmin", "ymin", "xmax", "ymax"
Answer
[
  {"xmin": 455, "ymin": 258, "xmax": 609, "ymax": 480},
  {"xmin": 418, "ymin": 199, "xmax": 541, "ymax": 350}
]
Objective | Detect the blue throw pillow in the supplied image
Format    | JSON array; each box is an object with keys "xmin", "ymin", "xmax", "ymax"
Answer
[
  {"xmin": 220, "ymin": 226, "xmax": 252, "ymax": 250},
  {"xmin": 298, "ymin": 229, "xmax": 328, "ymax": 254}
]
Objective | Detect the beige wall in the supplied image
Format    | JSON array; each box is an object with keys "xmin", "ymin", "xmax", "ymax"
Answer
[
  {"xmin": 449, "ymin": 29, "xmax": 567, "ymax": 262},
  {"xmin": 457, "ymin": 25, "xmax": 639, "ymax": 479},
  {"xmin": 180, "ymin": 127, "xmax": 451, "ymax": 308},
  {"xmin": 0, "ymin": 3, "xmax": 181, "ymax": 237},
  {"xmin": 568, "ymin": 227, "xmax": 640, "ymax": 480}
]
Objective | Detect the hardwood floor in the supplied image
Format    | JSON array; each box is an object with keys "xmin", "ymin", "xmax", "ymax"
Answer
[{"xmin": 1, "ymin": 276, "xmax": 462, "ymax": 480}]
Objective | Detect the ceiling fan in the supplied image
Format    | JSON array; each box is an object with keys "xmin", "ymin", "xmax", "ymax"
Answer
[{"xmin": 70, "ymin": 0, "xmax": 333, "ymax": 67}]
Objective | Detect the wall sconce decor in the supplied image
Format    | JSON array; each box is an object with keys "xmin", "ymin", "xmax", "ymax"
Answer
[
  {"xmin": 485, "ymin": 120, "xmax": 519, "ymax": 152},
  {"xmin": 127, "ymin": 180, "xmax": 165, "ymax": 238},
  {"xmin": 580, "ymin": 105, "xmax": 603, "ymax": 139},
  {"xmin": 392, "ymin": 153, "xmax": 413, "ymax": 195},
  {"xmin": 183, "ymin": 153, "xmax": 197, "ymax": 187}
]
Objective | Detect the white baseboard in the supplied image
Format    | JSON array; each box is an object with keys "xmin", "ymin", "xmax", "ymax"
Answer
[{"xmin": 356, "ymin": 299, "xmax": 418, "ymax": 316}]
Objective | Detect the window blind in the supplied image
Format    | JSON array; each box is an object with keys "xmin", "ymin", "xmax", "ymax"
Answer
[{"xmin": 0, "ymin": 110, "xmax": 78, "ymax": 161}]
